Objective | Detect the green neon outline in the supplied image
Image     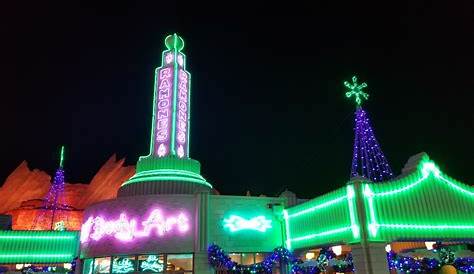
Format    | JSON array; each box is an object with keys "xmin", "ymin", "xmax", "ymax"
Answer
[
  {"xmin": 170, "ymin": 33, "xmax": 179, "ymax": 155},
  {"xmin": 123, "ymin": 176, "xmax": 212, "ymax": 188},
  {"xmin": 0, "ymin": 235, "xmax": 75, "ymax": 240},
  {"xmin": 0, "ymin": 254, "xmax": 73, "ymax": 258},
  {"xmin": 346, "ymin": 185, "xmax": 360, "ymax": 238},
  {"xmin": 289, "ymin": 227, "xmax": 352, "ymax": 242},
  {"xmin": 287, "ymin": 195, "xmax": 347, "ymax": 218},
  {"xmin": 363, "ymin": 161, "xmax": 474, "ymax": 237},
  {"xmin": 283, "ymin": 210, "xmax": 291, "ymax": 250},
  {"xmin": 59, "ymin": 145, "xmax": 65, "ymax": 168},
  {"xmin": 377, "ymin": 224, "xmax": 474, "ymax": 230}
]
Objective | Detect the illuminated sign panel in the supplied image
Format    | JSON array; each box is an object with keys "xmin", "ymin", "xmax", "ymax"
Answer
[
  {"xmin": 155, "ymin": 66, "xmax": 174, "ymax": 157},
  {"xmin": 80, "ymin": 209, "xmax": 189, "ymax": 243},
  {"xmin": 223, "ymin": 215, "xmax": 272, "ymax": 232},
  {"xmin": 175, "ymin": 69, "xmax": 190, "ymax": 158}
]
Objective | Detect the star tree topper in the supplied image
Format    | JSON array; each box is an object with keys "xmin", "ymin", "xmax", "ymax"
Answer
[{"xmin": 344, "ymin": 75, "xmax": 368, "ymax": 106}]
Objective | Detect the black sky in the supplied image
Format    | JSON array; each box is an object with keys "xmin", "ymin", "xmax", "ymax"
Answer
[{"xmin": 1, "ymin": 1, "xmax": 473, "ymax": 198}]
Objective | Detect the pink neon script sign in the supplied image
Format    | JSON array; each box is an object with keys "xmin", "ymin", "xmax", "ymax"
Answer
[{"xmin": 80, "ymin": 209, "xmax": 189, "ymax": 243}]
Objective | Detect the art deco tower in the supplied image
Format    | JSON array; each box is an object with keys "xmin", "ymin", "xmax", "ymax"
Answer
[{"xmin": 119, "ymin": 34, "xmax": 212, "ymax": 196}]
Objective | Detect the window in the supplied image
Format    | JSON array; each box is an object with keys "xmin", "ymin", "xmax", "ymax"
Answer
[
  {"xmin": 241, "ymin": 254, "xmax": 254, "ymax": 265},
  {"xmin": 166, "ymin": 254, "xmax": 193, "ymax": 273},
  {"xmin": 94, "ymin": 257, "xmax": 111, "ymax": 274},
  {"xmin": 138, "ymin": 254, "xmax": 165, "ymax": 273},
  {"xmin": 83, "ymin": 259, "xmax": 94, "ymax": 274},
  {"xmin": 112, "ymin": 256, "xmax": 136, "ymax": 273}
]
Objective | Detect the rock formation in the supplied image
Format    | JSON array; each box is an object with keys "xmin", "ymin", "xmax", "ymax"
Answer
[{"xmin": 0, "ymin": 155, "xmax": 135, "ymax": 230}]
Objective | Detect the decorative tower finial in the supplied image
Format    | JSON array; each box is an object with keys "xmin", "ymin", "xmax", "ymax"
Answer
[
  {"xmin": 165, "ymin": 33, "xmax": 185, "ymax": 51},
  {"xmin": 344, "ymin": 75, "xmax": 368, "ymax": 106}
]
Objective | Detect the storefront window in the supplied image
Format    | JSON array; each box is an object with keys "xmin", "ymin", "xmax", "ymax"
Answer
[
  {"xmin": 138, "ymin": 254, "xmax": 165, "ymax": 273},
  {"xmin": 166, "ymin": 254, "xmax": 193, "ymax": 273},
  {"xmin": 83, "ymin": 259, "xmax": 94, "ymax": 274},
  {"xmin": 241, "ymin": 253, "xmax": 254, "ymax": 265},
  {"xmin": 255, "ymin": 253, "xmax": 266, "ymax": 263},
  {"xmin": 94, "ymin": 257, "xmax": 111, "ymax": 274},
  {"xmin": 112, "ymin": 256, "xmax": 136, "ymax": 273},
  {"xmin": 228, "ymin": 253, "xmax": 241, "ymax": 264}
]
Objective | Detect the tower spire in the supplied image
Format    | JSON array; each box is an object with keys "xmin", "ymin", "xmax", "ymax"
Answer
[
  {"xmin": 344, "ymin": 75, "xmax": 394, "ymax": 182},
  {"xmin": 151, "ymin": 33, "xmax": 190, "ymax": 158},
  {"xmin": 120, "ymin": 34, "xmax": 211, "ymax": 195}
]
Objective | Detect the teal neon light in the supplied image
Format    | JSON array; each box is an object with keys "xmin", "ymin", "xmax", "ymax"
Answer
[
  {"xmin": 223, "ymin": 215, "xmax": 272, "ymax": 232},
  {"xmin": 364, "ymin": 161, "xmax": 474, "ymax": 238}
]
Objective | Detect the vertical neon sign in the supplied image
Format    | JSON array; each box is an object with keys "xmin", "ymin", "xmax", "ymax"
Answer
[
  {"xmin": 155, "ymin": 67, "xmax": 174, "ymax": 157},
  {"xmin": 175, "ymin": 69, "xmax": 189, "ymax": 158},
  {"xmin": 152, "ymin": 34, "xmax": 190, "ymax": 158}
]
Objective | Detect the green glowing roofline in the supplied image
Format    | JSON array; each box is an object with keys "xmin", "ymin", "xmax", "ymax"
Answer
[{"xmin": 283, "ymin": 157, "xmax": 474, "ymax": 249}]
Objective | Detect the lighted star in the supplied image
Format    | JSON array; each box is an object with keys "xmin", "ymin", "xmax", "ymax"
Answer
[{"xmin": 344, "ymin": 75, "xmax": 368, "ymax": 106}]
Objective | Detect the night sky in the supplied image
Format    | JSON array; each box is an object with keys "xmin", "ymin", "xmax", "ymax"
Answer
[{"xmin": 1, "ymin": 1, "xmax": 473, "ymax": 198}]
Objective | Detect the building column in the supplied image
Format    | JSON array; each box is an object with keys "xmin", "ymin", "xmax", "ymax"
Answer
[
  {"xmin": 194, "ymin": 191, "xmax": 214, "ymax": 274},
  {"xmin": 351, "ymin": 243, "xmax": 389, "ymax": 273}
]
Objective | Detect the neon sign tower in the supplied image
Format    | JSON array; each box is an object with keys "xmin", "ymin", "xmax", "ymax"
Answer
[{"xmin": 120, "ymin": 34, "xmax": 212, "ymax": 195}]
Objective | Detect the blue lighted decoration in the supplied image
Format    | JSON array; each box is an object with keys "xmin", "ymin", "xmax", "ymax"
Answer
[
  {"xmin": 223, "ymin": 215, "xmax": 272, "ymax": 232},
  {"xmin": 140, "ymin": 255, "xmax": 164, "ymax": 272}
]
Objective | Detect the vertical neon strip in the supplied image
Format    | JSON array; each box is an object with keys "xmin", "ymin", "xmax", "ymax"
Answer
[
  {"xmin": 283, "ymin": 210, "xmax": 292, "ymax": 250},
  {"xmin": 170, "ymin": 35, "xmax": 179, "ymax": 155},
  {"xmin": 148, "ymin": 68, "xmax": 159, "ymax": 156},
  {"xmin": 346, "ymin": 185, "xmax": 360, "ymax": 239},
  {"xmin": 187, "ymin": 61, "xmax": 191, "ymax": 155},
  {"xmin": 364, "ymin": 184, "xmax": 378, "ymax": 237}
]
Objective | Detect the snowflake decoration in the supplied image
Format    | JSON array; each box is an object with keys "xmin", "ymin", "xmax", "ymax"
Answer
[{"xmin": 344, "ymin": 75, "xmax": 369, "ymax": 106}]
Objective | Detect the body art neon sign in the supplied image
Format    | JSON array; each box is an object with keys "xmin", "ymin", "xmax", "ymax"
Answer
[
  {"xmin": 175, "ymin": 69, "xmax": 189, "ymax": 158},
  {"xmin": 223, "ymin": 215, "xmax": 272, "ymax": 232},
  {"xmin": 80, "ymin": 209, "xmax": 189, "ymax": 243}
]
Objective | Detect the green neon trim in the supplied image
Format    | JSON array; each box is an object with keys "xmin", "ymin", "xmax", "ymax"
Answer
[
  {"xmin": 124, "ymin": 176, "xmax": 212, "ymax": 187},
  {"xmin": 346, "ymin": 185, "xmax": 360, "ymax": 238},
  {"xmin": 283, "ymin": 210, "xmax": 292, "ymax": 250},
  {"xmin": 148, "ymin": 68, "xmax": 159, "ymax": 155},
  {"xmin": 170, "ymin": 33, "xmax": 179, "ymax": 155},
  {"xmin": 59, "ymin": 145, "xmax": 65, "ymax": 168},
  {"xmin": 377, "ymin": 224, "xmax": 474, "ymax": 230},
  {"xmin": 131, "ymin": 169, "xmax": 203, "ymax": 177},
  {"xmin": 290, "ymin": 227, "xmax": 352, "ymax": 242},
  {"xmin": 0, "ymin": 254, "xmax": 73, "ymax": 258},
  {"xmin": 287, "ymin": 195, "xmax": 347, "ymax": 218},
  {"xmin": 0, "ymin": 235, "xmax": 74, "ymax": 240},
  {"xmin": 363, "ymin": 161, "xmax": 474, "ymax": 238}
]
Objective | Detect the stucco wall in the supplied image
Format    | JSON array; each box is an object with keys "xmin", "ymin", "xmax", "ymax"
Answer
[
  {"xmin": 80, "ymin": 194, "xmax": 196, "ymax": 258},
  {"xmin": 208, "ymin": 195, "xmax": 286, "ymax": 253}
]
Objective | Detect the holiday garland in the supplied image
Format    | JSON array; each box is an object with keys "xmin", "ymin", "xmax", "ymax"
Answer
[
  {"xmin": 387, "ymin": 243, "xmax": 474, "ymax": 273},
  {"xmin": 207, "ymin": 244, "xmax": 353, "ymax": 273}
]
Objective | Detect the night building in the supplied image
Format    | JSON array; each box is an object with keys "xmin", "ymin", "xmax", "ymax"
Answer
[{"xmin": 0, "ymin": 34, "xmax": 473, "ymax": 274}]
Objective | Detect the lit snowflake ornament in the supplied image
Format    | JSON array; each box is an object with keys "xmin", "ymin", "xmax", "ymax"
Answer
[{"xmin": 344, "ymin": 76, "xmax": 368, "ymax": 106}]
